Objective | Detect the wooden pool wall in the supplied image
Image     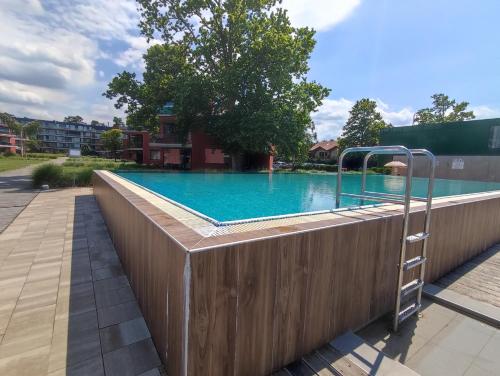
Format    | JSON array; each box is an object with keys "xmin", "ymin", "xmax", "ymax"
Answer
[{"xmin": 93, "ymin": 171, "xmax": 500, "ymax": 376}]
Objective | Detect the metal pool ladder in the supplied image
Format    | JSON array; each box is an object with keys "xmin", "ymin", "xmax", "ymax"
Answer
[{"xmin": 336, "ymin": 146, "xmax": 436, "ymax": 332}]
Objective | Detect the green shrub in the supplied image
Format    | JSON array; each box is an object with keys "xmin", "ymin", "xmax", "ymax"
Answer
[
  {"xmin": 32, "ymin": 164, "xmax": 64, "ymax": 188},
  {"xmin": 63, "ymin": 167, "xmax": 94, "ymax": 186},
  {"xmin": 297, "ymin": 163, "xmax": 338, "ymax": 172},
  {"xmin": 26, "ymin": 152, "xmax": 61, "ymax": 159},
  {"xmin": 369, "ymin": 167, "xmax": 391, "ymax": 175},
  {"xmin": 2, "ymin": 151, "xmax": 16, "ymax": 157}
]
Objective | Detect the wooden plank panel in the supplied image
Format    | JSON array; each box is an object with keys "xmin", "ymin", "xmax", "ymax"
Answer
[
  {"xmin": 234, "ymin": 240, "xmax": 278, "ymax": 376},
  {"xmin": 94, "ymin": 172, "xmax": 500, "ymax": 376},
  {"xmin": 272, "ymin": 234, "xmax": 311, "ymax": 369},
  {"xmin": 302, "ymin": 228, "xmax": 337, "ymax": 350},
  {"xmin": 93, "ymin": 173, "xmax": 187, "ymax": 376},
  {"xmin": 329, "ymin": 223, "xmax": 360, "ymax": 337},
  {"xmin": 188, "ymin": 248, "xmax": 237, "ymax": 376}
]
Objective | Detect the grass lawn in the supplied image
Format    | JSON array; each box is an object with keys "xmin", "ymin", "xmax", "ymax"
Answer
[{"xmin": 0, "ymin": 156, "xmax": 52, "ymax": 173}]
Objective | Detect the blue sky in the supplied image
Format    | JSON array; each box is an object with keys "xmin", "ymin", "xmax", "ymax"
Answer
[{"xmin": 0, "ymin": 0, "xmax": 499, "ymax": 139}]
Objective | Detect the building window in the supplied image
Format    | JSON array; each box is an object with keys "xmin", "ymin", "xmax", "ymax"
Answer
[
  {"xmin": 205, "ymin": 148, "xmax": 225, "ymax": 164},
  {"xmin": 489, "ymin": 126, "xmax": 500, "ymax": 149},
  {"xmin": 150, "ymin": 150, "xmax": 161, "ymax": 160}
]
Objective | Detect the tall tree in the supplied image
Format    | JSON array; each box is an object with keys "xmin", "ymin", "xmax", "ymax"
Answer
[
  {"xmin": 413, "ymin": 94, "xmax": 475, "ymax": 124},
  {"xmin": 104, "ymin": 44, "xmax": 190, "ymax": 134},
  {"xmin": 105, "ymin": 0, "xmax": 329, "ymax": 161},
  {"xmin": 23, "ymin": 121, "xmax": 40, "ymax": 152},
  {"xmin": 90, "ymin": 120, "xmax": 102, "ymax": 126},
  {"xmin": 337, "ymin": 99, "xmax": 389, "ymax": 150},
  {"xmin": 64, "ymin": 115, "xmax": 84, "ymax": 123},
  {"xmin": 113, "ymin": 117, "xmax": 124, "ymax": 127},
  {"xmin": 101, "ymin": 129, "xmax": 123, "ymax": 161}
]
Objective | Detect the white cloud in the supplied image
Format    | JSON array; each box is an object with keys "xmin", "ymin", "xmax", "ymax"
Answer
[
  {"xmin": 470, "ymin": 105, "xmax": 500, "ymax": 119},
  {"xmin": 0, "ymin": 81, "xmax": 45, "ymax": 106},
  {"xmin": 0, "ymin": 0, "xmax": 152, "ymax": 124},
  {"xmin": 375, "ymin": 99, "xmax": 414, "ymax": 126},
  {"xmin": 313, "ymin": 98, "xmax": 414, "ymax": 140},
  {"xmin": 283, "ymin": 0, "xmax": 361, "ymax": 31},
  {"xmin": 312, "ymin": 98, "xmax": 353, "ymax": 140},
  {"xmin": 115, "ymin": 36, "xmax": 161, "ymax": 69}
]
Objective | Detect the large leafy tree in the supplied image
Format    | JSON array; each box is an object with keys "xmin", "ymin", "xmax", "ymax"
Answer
[
  {"xmin": 337, "ymin": 99, "xmax": 390, "ymax": 150},
  {"xmin": 413, "ymin": 93, "xmax": 475, "ymax": 124},
  {"xmin": 101, "ymin": 129, "xmax": 123, "ymax": 161},
  {"xmin": 64, "ymin": 115, "xmax": 84, "ymax": 123},
  {"xmin": 105, "ymin": 0, "xmax": 329, "ymax": 160},
  {"xmin": 113, "ymin": 117, "xmax": 124, "ymax": 127},
  {"xmin": 104, "ymin": 44, "xmax": 191, "ymax": 134}
]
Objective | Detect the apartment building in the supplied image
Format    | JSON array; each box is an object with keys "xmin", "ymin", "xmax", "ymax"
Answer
[{"xmin": 16, "ymin": 117, "xmax": 110, "ymax": 154}]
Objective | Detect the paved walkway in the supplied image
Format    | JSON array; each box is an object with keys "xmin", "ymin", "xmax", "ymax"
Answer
[
  {"xmin": 358, "ymin": 298, "xmax": 499, "ymax": 376},
  {"xmin": 435, "ymin": 245, "xmax": 500, "ymax": 308},
  {"xmin": 0, "ymin": 157, "xmax": 66, "ymax": 233},
  {"xmin": 0, "ymin": 188, "xmax": 164, "ymax": 376}
]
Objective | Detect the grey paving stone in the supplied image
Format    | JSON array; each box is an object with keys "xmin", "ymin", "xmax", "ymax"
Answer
[
  {"xmin": 103, "ymin": 339, "xmax": 161, "ymax": 376},
  {"xmin": 128, "ymin": 338, "xmax": 162, "ymax": 375},
  {"xmin": 94, "ymin": 285, "xmax": 136, "ymax": 309},
  {"xmin": 93, "ymin": 275, "xmax": 130, "ymax": 294},
  {"xmin": 92, "ymin": 265, "xmax": 124, "ymax": 281},
  {"xmin": 100, "ymin": 317, "xmax": 151, "ymax": 353},
  {"xmin": 429, "ymin": 315, "xmax": 494, "ymax": 356},
  {"xmin": 47, "ymin": 355, "xmax": 104, "ymax": 376},
  {"xmin": 406, "ymin": 342, "xmax": 475, "ymax": 376},
  {"xmin": 97, "ymin": 301, "xmax": 142, "ymax": 328}
]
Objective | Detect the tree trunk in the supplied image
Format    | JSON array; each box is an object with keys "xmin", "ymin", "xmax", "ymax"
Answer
[{"xmin": 231, "ymin": 153, "xmax": 243, "ymax": 171}]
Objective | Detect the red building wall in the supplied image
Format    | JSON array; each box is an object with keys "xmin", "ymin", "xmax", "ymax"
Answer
[
  {"xmin": 190, "ymin": 130, "xmax": 228, "ymax": 170},
  {"xmin": 122, "ymin": 119, "xmax": 273, "ymax": 170},
  {"xmin": 0, "ymin": 134, "xmax": 17, "ymax": 154}
]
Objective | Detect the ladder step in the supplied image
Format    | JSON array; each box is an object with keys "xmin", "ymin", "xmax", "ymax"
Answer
[
  {"xmin": 398, "ymin": 302, "xmax": 421, "ymax": 323},
  {"xmin": 401, "ymin": 279, "xmax": 424, "ymax": 297},
  {"xmin": 403, "ymin": 256, "xmax": 426, "ymax": 271},
  {"xmin": 406, "ymin": 232, "xmax": 430, "ymax": 243}
]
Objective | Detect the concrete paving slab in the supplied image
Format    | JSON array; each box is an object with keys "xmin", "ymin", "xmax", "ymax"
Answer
[
  {"xmin": 330, "ymin": 331, "xmax": 419, "ymax": 375},
  {"xmin": 357, "ymin": 298, "xmax": 500, "ymax": 376},
  {"xmin": 0, "ymin": 188, "xmax": 164, "ymax": 376},
  {"xmin": 424, "ymin": 283, "xmax": 500, "ymax": 328}
]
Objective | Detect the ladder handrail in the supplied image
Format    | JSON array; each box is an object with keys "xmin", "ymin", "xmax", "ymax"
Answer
[
  {"xmin": 410, "ymin": 150, "xmax": 436, "ymax": 310},
  {"xmin": 336, "ymin": 145, "xmax": 414, "ymax": 209},
  {"xmin": 336, "ymin": 146, "xmax": 436, "ymax": 332}
]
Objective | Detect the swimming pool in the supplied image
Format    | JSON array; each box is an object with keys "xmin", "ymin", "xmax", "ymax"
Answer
[
  {"xmin": 115, "ymin": 171, "xmax": 500, "ymax": 223},
  {"xmin": 94, "ymin": 169, "xmax": 500, "ymax": 375}
]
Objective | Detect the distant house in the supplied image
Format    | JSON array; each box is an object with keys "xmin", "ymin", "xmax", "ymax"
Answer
[
  {"xmin": 122, "ymin": 102, "xmax": 273, "ymax": 170},
  {"xmin": 309, "ymin": 140, "xmax": 338, "ymax": 161},
  {"xmin": 0, "ymin": 121, "xmax": 20, "ymax": 154}
]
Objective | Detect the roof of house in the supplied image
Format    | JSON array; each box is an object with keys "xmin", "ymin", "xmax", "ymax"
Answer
[{"xmin": 310, "ymin": 140, "xmax": 338, "ymax": 152}]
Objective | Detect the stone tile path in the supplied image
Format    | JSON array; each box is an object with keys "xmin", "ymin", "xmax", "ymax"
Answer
[
  {"xmin": 358, "ymin": 298, "xmax": 500, "ymax": 376},
  {"xmin": 0, "ymin": 188, "xmax": 164, "ymax": 376},
  {"xmin": 435, "ymin": 244, "xmax": 500, "ymax": 308},
  {"xmin": 0, "ymin": 157, "xmax": 66, "ymax": 233}
]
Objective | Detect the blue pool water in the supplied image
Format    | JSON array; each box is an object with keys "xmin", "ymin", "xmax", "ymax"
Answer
[{"xmin": 116, "ymin": 171, "xmax": 500, "ymax": 222}]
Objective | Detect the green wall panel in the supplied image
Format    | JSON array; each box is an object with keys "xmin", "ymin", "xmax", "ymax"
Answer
[{"xmin": 380, "ymin": 118, "xmax": 500, "ymax": 156}]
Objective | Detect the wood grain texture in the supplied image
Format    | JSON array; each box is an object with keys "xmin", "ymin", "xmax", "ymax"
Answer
[
  {"xmin": 93, "ymin": 172, "xmax": 187, "ymax": 376},
  {"xmin": 187, "ymin": 196, "xmax": 500, "ymax": 375},
  {"xmin": 94, "ymin": 171, "xmax": 500, "ymax": 376}
]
